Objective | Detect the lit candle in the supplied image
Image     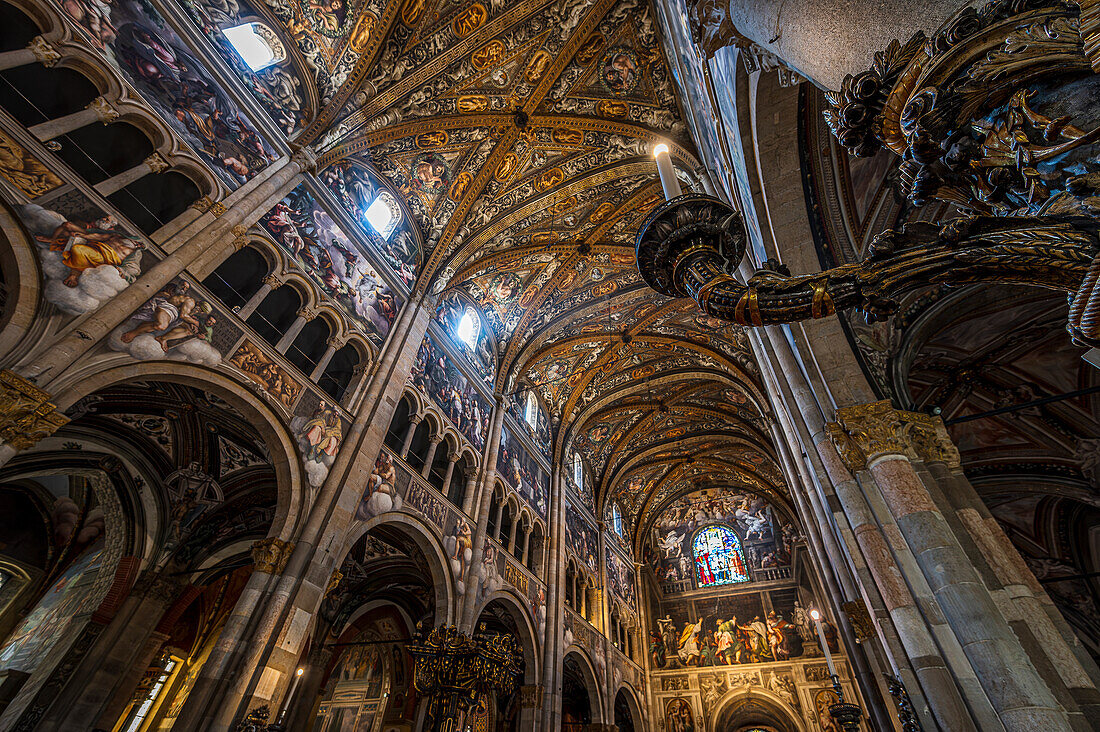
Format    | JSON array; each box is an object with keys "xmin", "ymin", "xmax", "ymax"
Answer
[
  {"xmin": 810, "ymin": 609, "xmax": 838, "ymax": 678},
  {"xmin": 653, "ymin": 144, "xmax": 682, "ymax": 200},
  {"xmin": 277, "ymin": 667, "xmax": 305, "ymax": 723}
]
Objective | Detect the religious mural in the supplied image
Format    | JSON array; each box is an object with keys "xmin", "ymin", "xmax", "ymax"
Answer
[
  {"xmin": 649, "ymin": 489, "xmax": 789, "ymax": 593},
  {"xmin": 606, "ymin": 547, "xmax": 636, "ymax": 610},
  {"xmin": 0, "ymin": 543, "xmax": 103, "ymax": 672},
  {"xmin": 291, "ymin": 391, "xmax": 346, "ymax": 488},
  {"xmin": 8, "ymin": 193, "xmax": 148, "ymax": 315},
  {"xmin": 356, "ymin": 449, "xmax": 409, "ymax": 522},
  {"xmin": 503, "ymin": 390, "xmax": 551, "ymax": 462},
  {"xmin": 260, "ymin": 184, "xmax": 402, "ymax": 344},
  {"xmin": 109, "ymin": 277, "xmax": 229, "ymax": 366},
  {"xmin": 650, "ymin": 589, "xmax": 831, "ymax": 670},
  {"xmin": 229, "ymin": 340, "xmax": 303, "ymax": 408},
  {"xmin": 60, "ymin": 0, "xmax": 276, "ymax": 187},
  {"xmin": 664, "ymin": 697, "xmax": 696, "ymax": 732},
  {"xmin": 565, "ymin": 498, "xmax": 599, "ymax": 576},
  {"xmin": 496, "ymin": 424, "xmax": 549, "ymax": 520},
  {"xmin": 408, "ymin": 334, "xmax": 491, "ymax": 451},
  {"xmin": 322, "ymin": 160, "xmax": 420, "ymax": 287},
  {"xmin": 436, "ymin": 292, "xmax": 494, "ymax": 386},
  {"xmin": 0, "ymin": 128, "xmax": 63, "ymax": 197}
]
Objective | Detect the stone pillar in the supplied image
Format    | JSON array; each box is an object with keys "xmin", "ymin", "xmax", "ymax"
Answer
[
  {"xmin": 421, "ymin": 434, "xmax": 442, "ymax": 479},
  {"xmin": 492, "ymin": 494, "xmax": 505, "ymax": 541},
  {"xmin": 0, "ymin": 36, "xmax": 61, "ymax": 72},
  {"xmin": 237, "ymin": 275, "xmax": 281, "ymax": 320},
  {"xmin": 93, "ymin": 152, "xmax": 170, "ymax": 197},
  {"xmin": 833, "ymin": 401, "xmax": 1073, "ymax": 731},
  {"xmin": 540, "ymin": 466, "xmax": 566, "ymax": 731},
  {"xmin": 399, "ymin": 415, "xmax": 421, "ymax": 459},
  {"xmin": 441, "ymin": 453, "xmax": 459, "ymax": 496},
  {"xmin": 506, "ymin": 510, "xmax": 519, "ymax": 553},
  {"xmin": 518, "ymin": 684, "xmax": 543, "ymax": 731},
  {"xmin": 520, "ymin": 526, "xmax": 531, "ymax": 565},
  {"xmin": 309, "ymin": 337, "xmax": 344, "ymax": 380},
  {"xmin": 459, "ymin": 397, "xmax": 505, "ymax": 630},
  {"xmin": 702, "ymin": 0, "xmax": 966, "ymax": 90},
  {"xmin": 276, "ymin": 308, "xmax": 315, "ymax": 353},
  {"xmin": 28, "ymin": 95, "xmax": 119, "ymax": 142},
  {"xmin": 461, "ymin": 467, "xmax": 478, "ymax": 516}
]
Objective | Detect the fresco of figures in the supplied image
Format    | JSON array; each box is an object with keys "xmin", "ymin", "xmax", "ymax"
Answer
[
  {"xmin": 649, "ymin": 489, "xmax": 791, "ymax": 591},
  {"xmin": 291, "ymin": 393, "xmax": 346, "ymax": 488},
  {"xmin": 181, "ymin": 0, "xmax": 309, "ymax": 135},
  {"xmin": 60, "ymin": 0, "xmax": 275, "ymax": 187},
  {"xmin": 649, "ymin": 590, "xmax": 834, "ymax": 670},
  {"xmin": 409, "ymin": 335, "xmax": 491, "ymax": 451},
  {"xmin": 436, "ymin": 293, "xmax": 495, "ymax": 385},
  {"xmin": 664, "ymin": 697, "xmax": 696, "ymax": 732},
  {"xmin": 261, "ymin": 185, "xmax": 402, "ymax": 344},
  {"xmin": 496, "ymin": 425, "xmax": 549, "ymax": 519},
  {"xmin": 3, "ymin": 190, "xmax": 150, "ymax": 316},
  {"xmin": 565, "ymin": 498, "xmax": 599, "ymax": 575},
  {"xmin": 323, "ymin": 161, "xmax": 420, "ymax": 287},
  {"xmin": 109, "ymin": 278, "xmax": 231, "ymax": 365},
  {"xmin": 606, "ymin": 548, "xmax": 636, "ymax": 610}
]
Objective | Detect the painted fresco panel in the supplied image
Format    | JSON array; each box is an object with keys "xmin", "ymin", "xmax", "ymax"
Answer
[
  {"xmin": 261, "ymin": 184, "xmax": 402, "ymax": 344},
  {"xmin": 565, "ymin": 498, "xmax": 598, "ymax": 575},
  {"xmin": 606, "ymin": 547, "xmax": 635, "ymax": 610},
  {"xmin": 503, "ymin": 391, "xmax": 550, "ymax": 462},
  {"xmin": 59, "ymin": 0, "xmax": 276, "ymax": 187},
  {"xmin": 496, "ymin": 424, "xmax": 548, "ymax": 519},
  {"xmin": 436, "ymin": 292, "xmax": 494, "ymax": 386},
  {"xmin": 408, "ymin": 334, "xmax": 491, "ymax": 451}
]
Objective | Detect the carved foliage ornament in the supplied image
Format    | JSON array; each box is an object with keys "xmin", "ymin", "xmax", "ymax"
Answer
[
  {"xmin": 826, "ymin": 401, "xmax": 962, "ymax": 472},
  {"xmin": 0, "ymin": 370, "xmax": 70, "ymax": 451},
  {"xmin": 251, "ymin": 537, "xmax": 294, "ymax": 574}
]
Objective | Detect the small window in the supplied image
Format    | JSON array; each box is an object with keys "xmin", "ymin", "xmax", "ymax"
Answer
[
  {"xmin": 611, "ymin": 503, "xmax": 624, "ymax": 537},
  {"xmin": 365, "ymin": 192, "xmax": 400, "ymax": 240},
  {"xmin": 572, "ymin": 453, "xmax": 584, "ymax": 489},
  {"xmin": 692, "ymin": 525, "xmax": 749, "ymax": 587},
  {"xmin": 457, "ymin": 307, "xmax": 479, "ymax": 349},
  {"xmin": 222, "ymin": 22, "xmax": 285, "ymax": 72},
  {"xmin": 524, "ymin": 391, "xmax": 539, "ymax": 430}
]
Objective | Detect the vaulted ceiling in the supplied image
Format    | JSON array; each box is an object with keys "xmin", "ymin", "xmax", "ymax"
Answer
[{"xmin": 256, "ymin": 0, "xmax": 779, "ymax": 533}]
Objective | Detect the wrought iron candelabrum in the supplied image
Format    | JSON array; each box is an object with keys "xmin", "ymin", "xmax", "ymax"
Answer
[
  {"xmin": 408, "ymin": 622, "xmax": 523, "ymax": 732},
  {"xmin": 826, "ymin": 676, "xmax": 865, "ymax": 732}
]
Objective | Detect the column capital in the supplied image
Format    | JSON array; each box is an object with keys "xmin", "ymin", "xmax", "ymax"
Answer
[
  {"xmin": 296, "ymin": 307, "xmax": 317, "ymax": 321},
  {"xmin": 0, "ymin": 369, "xmax": 69, "ymax": 450},
  {"xmin": 191, "ymin": 195, "xmax": 215, "ymax": 212},
  {"xmin": 833, "ymin": 400, "xmax": 906, "ymax": 462},
  {"xmin": 251, "ymin": 537, "xmax": 294, "ymax": 574},
  {"xmin": 231, "ymin": 224, "xmax": 251, "ymax": 250},
  {"xmin": 292, "ymin": 146, "xmax": 318, "ymax": 172},
  {"xmin": 144, "ymin": 152, "xmax": 170, "ymax": 173},
  {"xmin": 428, "ymin": 433, "xmax": 444, "ymax": 445},
  {"xmin": 898, "ymin": 410, "xmax": 962, "ymax": 469},
  {"xmin": 87, "ymin": 95, "xmax": 119, "ymax": 124},
  {"xmin": 325, "ymin": 335, "xmax": 347, "ymax": 349},
  {"xmin": 262, "ymin": 273, "xmax": 285, "ymax": 288},
  {"xmin": 27, "ymin": 36, "xmax": 60, "ymax": 67}
]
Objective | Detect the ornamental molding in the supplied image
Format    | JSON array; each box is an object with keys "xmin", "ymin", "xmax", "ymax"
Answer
[
  {"xmin": 0, "ymin": 370, "xmax": 69, "ymax": 451},
  {"xmin": 251, "ymin": 537, "xmax": 294, "ymax": 574}
]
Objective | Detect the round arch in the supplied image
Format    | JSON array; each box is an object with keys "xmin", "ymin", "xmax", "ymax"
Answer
[
  {"xmin": 711, "ymin": 686, "xmax": 807, "ymax": 732},
  {"xmin": 474, "ymin": 590, "xmax": 541, "ymax": 682},
  {"xmin": 561, "ymin": 647, "xmax": 603, "ymax": 725},
  {"xmin": 49, "ymin": 361, "xmax": 305, "ymax": 540},
  {"xmin": 0, "ymin": 201, "xmax": 42, "ymax": 361},
  {"xmin": 343, "ymin": 511, "xmax": 457, "ymax": 625},
  {"xmin": 613, "ymin": 684, "xmax": 643, "ymax": 731}
]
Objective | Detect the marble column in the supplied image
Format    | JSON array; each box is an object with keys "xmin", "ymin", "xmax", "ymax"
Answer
[
  {"xmin": 540, "ymin": 465, "xmax": 566, "ymax": 730},
  {"xmin": 421, "ymin": 434, "xmax": 442, "ymax": 479},
  {"xmin": 28, "ymin": 95, "xmax": 118, "ymax": 142},
  {"xmin": 276, "ymin": 308, "xmax": 315, "ymax": 353},
  {"xmin": 93, "ymin": 152, "xmax": 170, "ymax": 197},
  {"xmin": 459, "ymin": 396, "xmax": 505, "ymax": 631},
  {"xmin": 399, "ymin": 416, "xmax": 421, "ymax": 459},
  {"xmin": 0, "ymin": 36, "xmax": 62, "ymax": 71},
  {"xmin": 309, "ymin": 336, "xmax": 345, "ymax": 381},
  {"xmin": 834, "ymin": 402, "xmax": 1073, "ymax": 730},
  {"xmin": 461, "ymin": 467, "xmax": 478, "ymax": 517},
  {"xmin": 237, "ymin": 276, "xmax": 281, "ymax": 320}
]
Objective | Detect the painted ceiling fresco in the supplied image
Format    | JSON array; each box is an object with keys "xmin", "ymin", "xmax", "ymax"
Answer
[{"xmin": 152, "ymin": 0, "xmax": 780, "ymax": 544}]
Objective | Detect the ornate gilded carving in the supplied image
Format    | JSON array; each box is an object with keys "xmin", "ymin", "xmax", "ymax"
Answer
[
  {"xmin": 324, "ymin": 569, "xmax": 343, "ymax": 597},
  {"xmin": 841, "ymin": 599, "xmax": 875, "ymax": 643},
  {"xmin": 209, "ymin": 201, "xmax": 228, "ymax": 217},
  {"xmin": 251, "ymin": 537, "xmax": 294, "ymax": 574},
  {"xmin": 899, "ymin": 410, "xmax": 962, "ymax": 468},
  {"xmin": 231, "ymin": 224, "xmax": 250, "ymax": 250},
  {"xmin": 834, "ymin": 401, "xmax": 905, "ymax": 461},
  {"xmin": 191, "ymin": 196, "xmax": 214, "ymax": 212},
  {"xmin": 0, "ymin": 370, "xmax": 69, "ymax": 451},
  {"xmin": 87, "ymin": 96, "xmax": 119, "ymax": 124},
  {"xmin": 27, "ymin": 36, "xmax": 61, "ymax": 67},
  {"xmin": 825, "ymin": 422, "xmax": 868, "ymax": 473},
  {"xmin": 143, "ymin": 153, "xmax": 169, "ymax": 174}
]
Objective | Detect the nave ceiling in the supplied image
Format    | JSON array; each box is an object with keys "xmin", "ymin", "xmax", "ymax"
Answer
[{"xmin": 198, "ymin": 0, "xmax": 782, "ymax": 538}]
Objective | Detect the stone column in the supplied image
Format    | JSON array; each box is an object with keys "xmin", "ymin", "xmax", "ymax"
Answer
[
  {"xmin": 309, "ymin": 337, "xmax": 345, "ymax": 380},
  {"xmin": 518, "ymin": 684, "xmax": 543, "ymax": 731},
  {"xmin": 237, "ymin": 275, "xmax": 281, "ymax": 320},
  {"xmin": 834, "ymin": 401, "xmax": 1072, "ymax": 730},
  {"xmin": 540, "ymin": 465, "xmax": 566, "ymax": 731},
  {"xmin": 421, "ymin": 434, "xmax": 442, "ymax": 479},
  {"xmin": 399, "ymin": 415, "xmax": 421, "ymax": 459},
  {"xmin": 441, "ymin": 453, "xmax": 460, "ymax": 495},
  {"xmin": 703, "ymin": 0, "xmax": 966, "ymax": 90},
  {"xmin": 506, "ymin": 511, "xmax": 519, "ymax": 553},
  {"xmin": 0, "ymin": 36, "xmax": 61, "ymax": 72},
  {"xmin": 492, "ymin": 494, "xmax": 505, "ymax": 540},
  {"xmin": 93, "ymin": 152, "xmax": 170, "ymax": 197},
  {"xmin": 520, "ymin": 526, "xmax": 531, "ymax": 565},
  {"xmin": 459, "ymin": 397, "xmax": 505, "ymax": 630},
  {"xmin": 276, "ymin": 308, "xmax": 315, "ymax": 353},
  {"xmin": 461, "ymin": 466, "xmax": 478, "ymax": 516},
  {"xmin": 28, "ymin": 95, "xmax": 118, "ymax": 142}
]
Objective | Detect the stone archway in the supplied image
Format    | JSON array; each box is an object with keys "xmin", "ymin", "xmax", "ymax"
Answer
[
  {"xmin": 561, "ymin": 649, "xmax": 602, "ymax": 729},
  {"xmin": 711, "ymin": 687, "xmax": 806, "ymax": 732},
  {"xmin": 613, "ymin": 685, "xmax": 643, "ymax": 731}
]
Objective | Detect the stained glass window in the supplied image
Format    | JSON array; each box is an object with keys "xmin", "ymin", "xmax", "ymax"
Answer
[{"xmin": 692, "ymin": 525, "xmax": 749, "ymax": 587}]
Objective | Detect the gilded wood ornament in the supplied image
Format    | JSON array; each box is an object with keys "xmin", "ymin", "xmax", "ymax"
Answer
[{"xmin": 0, "ymin": 370, "xmax": 70, "ymax": 451}]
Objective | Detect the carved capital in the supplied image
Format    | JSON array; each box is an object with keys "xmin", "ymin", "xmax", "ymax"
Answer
[
  {"xmin": 231, "ymin": 224, "xmax": 250, "ymax": 250},
  {"xmin": 519, "ymin": 684, "xmax": 543, "ymax": 709},
  {"xmin": 87, "ymin": 96, "xmax": 119, "ymax": 124},
  {"xmin": 209, "ymin": 201, "xmax": 228, "ymax": 217},
  {"xmin": 825, "ymin": 421, "xmax": 867, "ymax": 473},
  {"xmin": 0, "ymin": 370, "xmax": 69, "ymax": 451},
  {"xmin": 325, "ymin": 569, "xmax": 343, "ymax": 597},
  {"xmin": 898, "ymin": 411, "xmax": 962, "ymax": 469},
  {"xmin": 292, "ymin": 146, "xmax": 318, "ymax": 172},
  {"xmin": 27, "ymin": 36, "xmax": 60, "ymax": 67},
  {"xmin": 143, "ymin": 153, "xmax": 169, "ymax": 174},
  {"xmin": 251, "ymin": 537, "xmax": 294, "ymax": 574},
  {"xmin": 191, "ymin": 196, "xmax": 214, "ymax": 212},
  {"xmin": 296, "ymin": 308, "xmax": 317, "ymax": 321},
  {"xmin": 834, "ymin": 400, "xmax": 905, "ymax": 461},
  {"xmin": 325, "ymin": 335, "xmax": 346, "ymax": 349},
  {"xmin": 262, "ymin": 274, "xmax": 284, "ymax": 288},
  {"xmin": 841, "ymin": 599, "xmax": 875, "ymax": 643}
]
